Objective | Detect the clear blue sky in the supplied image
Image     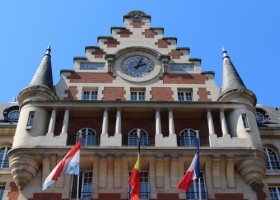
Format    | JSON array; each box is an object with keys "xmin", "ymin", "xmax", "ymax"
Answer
[{"xmin": 1, "ymin": 1, "xmax": 279, "ymax": 106}]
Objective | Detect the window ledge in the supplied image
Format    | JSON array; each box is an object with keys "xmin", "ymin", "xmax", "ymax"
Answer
[
  {"xmin": 265, "ymin": 170, "xmax": 280, "ymax": 176},
  {"xmin": 0, "ymin": 169, "xmax": 11, "ymax": 175},
  {"xmin": 245, "ymin": 128, "xmax": 251, "ymax": 132},
  {"xmin": 26, "ymin": 126, "xmax": 32, "ymax": 130}
]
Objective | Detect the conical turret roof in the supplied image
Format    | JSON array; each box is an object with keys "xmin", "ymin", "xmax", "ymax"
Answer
[
  {"xmin": 220, "ymin": 47, "xmax": 246, "ymax": 94},
  {"xmin": 29, "ymin": 45, "xmax": 54, "ymax": 91}
]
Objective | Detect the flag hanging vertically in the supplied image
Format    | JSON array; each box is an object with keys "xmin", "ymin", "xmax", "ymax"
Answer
[
  {"xmin": 42, "ymin": 140, "xmax": 81, "ymax": 190},
  {"xmin": 128, "ymin": 130, "xmax": 141, "ymax": 200},
  {"xmin": 176, "ymin": 132, "xmax": 200, "ymax": 191}
]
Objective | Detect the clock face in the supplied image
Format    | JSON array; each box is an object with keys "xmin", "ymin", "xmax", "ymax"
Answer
[
  {"xmin": 255, "ymin": 112, "xmax": 265, "ymax": 123},
  {"xmin": 121, "ymin": 56, "xmax": 154, "ymax": 77},
  {"xmin": 8, "ymin": 110, "xmax": 20, "ymax": 120}
]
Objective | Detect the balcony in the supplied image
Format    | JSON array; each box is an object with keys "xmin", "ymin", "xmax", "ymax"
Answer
[
  {"xmin": 177, "ymin": 136, "xmax": 209, "ymax": 147},
  {"xmin": 67, "ymin": 135, "xmax": 100, "ymax": 146},
  {"xmin": 122, "ymin": 136, "xmax": 155, "ymax": 146}
]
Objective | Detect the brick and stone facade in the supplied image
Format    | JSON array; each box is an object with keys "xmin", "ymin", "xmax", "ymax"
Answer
[{"xmin": 0, "ymin": 10, "xmax": 278, "ymax": 200}]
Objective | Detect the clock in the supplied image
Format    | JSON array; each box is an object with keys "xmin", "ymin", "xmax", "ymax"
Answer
[
  {"xmin": 121, "ymin": 56, "xmax": 154, "ymax": 77},
  {"xmin": 255, "ymin": 112, "xmax": 265, "ymax": 123}
]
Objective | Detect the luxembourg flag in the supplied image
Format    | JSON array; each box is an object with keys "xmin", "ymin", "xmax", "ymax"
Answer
[
  {"xmin": 176, "ymin": 133, "xmax": 200, "ymax": 191},
  {"xmin": 42, "ymin": 140, "xmax": 81, "ymax": 190}
]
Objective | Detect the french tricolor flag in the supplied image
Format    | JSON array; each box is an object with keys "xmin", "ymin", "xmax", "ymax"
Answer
[
  {"xmin": 176, "ymin": 133, "xmax": 200, "ymax": 191},
  {"xmin": 42, "ymin": 140, "xmax": 81, "ymax": 190}
]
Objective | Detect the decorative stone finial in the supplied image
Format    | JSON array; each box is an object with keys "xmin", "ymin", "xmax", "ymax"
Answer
[{"xmin": 123, "ymin": 10, "xmax": 151, "ymax": 20}]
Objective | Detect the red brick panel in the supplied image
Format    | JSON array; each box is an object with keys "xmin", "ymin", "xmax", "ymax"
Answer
[
  {"xmin": 197, "ymin": 88, "xmax": 211, "ymax": 101},
  {"xmin": 256, "ymin": 183, "xmax": 266, "ymax": 200},
  {"xmin": 155, "ymin": 39, "xmax": 170, "ymax": 48},
  {"xmin": 91, "ymin": 48, "xmax": 106, "ymax": 58},
  {"xmin": 130, "ymin": 19, "xmax": 145, "ymax": 28},
  {"xmin": 210, "ymin": 193, "xmax": 248, "ymax": 200},
  {"xmin": 160, "ymin": 74, "xmax": 207, "ymax": 84},
  {"xmin": 93, "ymin": 193, "xmax": 122, "ymax": 200},
  {"xmin": 151, "ymin": 193, "xmax": 180, "ymax": 200},
  {"xmin": 169, "ymin": 49, "xmax": 183, "ymax": 59},
  {"xmin": 64, "ymin": 86, "xmax": 78, "ymax": 100},
  {"xmin": 102, "ymin": 87, "xmax": 126, "ymax": 100},
  {"xmin": 150, "ymin": 87, "xmax": 174, "ymax": 101},
  {"xmin": 7, "ymin": 182, "xmax": 20, "ymax": 200},
  {"xmin": 28, "ymin": 193, "xmax": 68, "ymax": 200},
  {"xmin": 104, "ymin": 38, "xmax": 120, "ymax": 48},
  {"xmin": 142, "ymin": 29, "xmax": 158, "ymax": 38},
  {"xmin": 67, "ymin": 72, "xmax": 116, "ymax": 83},
  {"xmin": 117, "ymin": 29, "xmax": 133, "ymax": 38}
]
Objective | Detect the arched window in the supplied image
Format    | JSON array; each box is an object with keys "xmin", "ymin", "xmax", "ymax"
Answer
[
  {"xmin": 0, "ymin": 147, "xmax": 11, "ymax": 168},
  {"xmin": 180, "ymin": 128, "xmax": 197, "ymax": 146},
  {"xmin": 77, "ymin": 128, "xmax": 97, "ymax": 146},
  {"xmin": 128, "ymin": 128, "xmax": 148, "ymax": 146},
  {"xmin": 264, "ymin": 148, "xmax": 280, "ymax": 170}
]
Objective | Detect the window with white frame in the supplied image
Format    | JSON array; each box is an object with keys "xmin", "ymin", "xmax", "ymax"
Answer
[
  {"xmin": 128, "ymin": 128, "xmax": 148, "ymax": 146},
  {"xmin": 178, "ymin": 91, "xmax": 193, "ymax": 101},
  {"xmin": 131, "ymin": 91, "xmax": 145, "ymax": 101},
  {"xmin": 27, "ymin": 113, "xmax": 34, "ymax": 126},
  {"xmin": 0, "ymin": 183, "xmax": 5, "ymax": 200},
  {"xmin": 128, "ymin": 172, "xmax": 149, "ymax": 200},
  {"xmin": 186, "ymin": 172, "xmax": 207, "ymax": 200},
  {"xmin": 83, "ymin": 91, "xmax": 98, "ymax": 100},
  {"xmin": 264, "ymin": 148, "xmax": 280, "ymax": 170},
  {"xmin": 77, "ymin": 128, "xmax": 97, "ymax": 146},
  {"xmin": 241, "ymin": 114, "xmax": 250, "ymax": 129},
  {"xmin": 0, "ymin": 147, "xmax": 11, "ymax": 168},
  {"xmin": 269, "ymin": 187, "xmax": 280, "ymax": 200},
  {"xmin": 70, "ymin": 171, "xmax": 92, "ymax": 199},
  {"xmin": 180, "ymin": 128, "xmax": 197, "ymax": 147}
]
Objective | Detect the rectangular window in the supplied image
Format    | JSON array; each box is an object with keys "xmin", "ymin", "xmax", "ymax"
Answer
[
  {"xmin": 178, "ymin": 91, "xmax": 193, "ymax": 101},
  {"xmin": 186, "ymin": 172, "xmax": 207, "ymax": 200},
  {"xmin": 131, "ymin": 91, "xmax": 145, "ymax": 101},
  {"xmin": 27, "ymin": 113, "xmax": 34, "ymax": 126},
  {"xmin": 0, "ymin": 183, "xmax": 5, "ymax": 200},
  {"xmin": 242, "ymin": 114, "xmax": 250, "ymax": 129},
  {"xmin": 70, "ymin": 171, "xmax": 92, "ymax": 199},
  {"xmin": 269, "ymin": 187, "xmax": 280, "ymax": 200},
  {"xmin": 128, "ymin": 172, "xmax": 149, "ymax": 200},
  {"xmin": 83, "ymin": 91, "xmax": 98, "ymax": 100}
]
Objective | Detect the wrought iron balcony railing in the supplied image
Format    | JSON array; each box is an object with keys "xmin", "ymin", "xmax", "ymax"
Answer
[
  {"xmin": 0, "ymin": 161, "xmax": 9, "ymax": 168},
  {"xmin": 178, "ymin": 136, "xmax": 209, "ymax": 147},
  {"xmin": 69, "ymin": 192, "xmax": 92, "ymax": 199},
  {"xmin": 67, "ymin": 135, "xmax": 100, "ymax": 146},
  {"xmin": 186, "ymin": 191, "xmax": 208, "ymax": 199},
  {"xmin": 122, "ymin": 136, "xmax": 155, "ymax": 146},
  {"xmin": 267, "ymin": 161, "xmax": 280, "ymax": 170}
]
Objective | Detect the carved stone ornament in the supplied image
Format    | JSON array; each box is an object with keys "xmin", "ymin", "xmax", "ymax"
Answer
[
  {"xmin": 124, "ymin": 10, "xmax": 151, "ymax": 19},
  {"xmin": 9, "ymin": 154, "xmax": 41, "ymax": 190},
  {"xmin": 235, "ymin": 153, "xmax": 267, "ymax": 191}
]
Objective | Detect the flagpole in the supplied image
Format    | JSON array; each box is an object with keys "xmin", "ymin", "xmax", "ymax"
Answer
[
  {"xmin": 76, "ymin": 133, "xmax": 81, "ymax": 200},
  {"xmin": 198, "ymin": 177, "xmax": 201, "ymax": 200}
]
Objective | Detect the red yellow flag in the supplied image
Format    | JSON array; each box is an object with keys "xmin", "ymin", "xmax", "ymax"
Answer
[{"xmin": 128, "ymin": 152, "xmax": 140, "ymax": 200}]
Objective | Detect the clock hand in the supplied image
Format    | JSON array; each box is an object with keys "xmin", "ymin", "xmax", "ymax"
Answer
[
  {"xmin": 134, "ymin": 57, "xmax": 143, "ymax": 69},
  {"xmin": 134, "ymin": 63, "xmax": 146, "ymax": 69}
]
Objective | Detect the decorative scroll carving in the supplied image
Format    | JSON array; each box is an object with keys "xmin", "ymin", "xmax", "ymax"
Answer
[
  {"xmin": 235, "ymin": 153, "xmax": 267, "ymax": 191},
  {"xmin": 9, "ymin": 154, "xmax": 41, "ymax": 190}
]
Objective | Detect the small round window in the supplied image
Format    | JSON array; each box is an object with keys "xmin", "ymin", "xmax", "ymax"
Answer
[
  {"xmin": 8, "ymin": 110, "xmax": 20, "ymax": 120},
  {"xmin": 255, "ymin": 112, "xmax": 265, "ymax": 123}
]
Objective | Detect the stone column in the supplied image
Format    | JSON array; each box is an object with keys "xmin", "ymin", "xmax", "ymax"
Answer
[
  {"xmin": 60, "ymin": 108, "xmax": 69, "ymax": 136},
  {"xmin": 220, "ymin": 109, "xmax": 230, "ymax": 138},
  {"xmin": 47, "ymin": 108, "xmax": 57, "ymax": 137},
  {"xmin": 102, "ymin": 108, "xmax": 108, "ymax": 134},
  {"xmin": 155, "ymin": 109, "xmax": 162, "ymax": 135},
  {"xmin": 168, "ymin": 109, "xmax": 175, "ymax": 135},
  {"xmin": 207, "ymin": 109, "xmax": 216, "ymax": 136},
  {"xmin": 115, "ymin": 109, "xmax": 121, "ymax": 135}
]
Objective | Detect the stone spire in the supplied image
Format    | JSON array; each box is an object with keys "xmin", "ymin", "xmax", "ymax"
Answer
[
  {"xmin": 29, "ymin": 45, "xmax": 54, "ymax": 91},
  {"xmin": 18, "ymin": 45, "xmax": 58, "ymax": 105},
  {"xmin": 220, "ymin": 47, "xmax": 246, "ymax": 94},
  {"xmin": 217, "ymin": 47, "xmax": 256, "ymax": 105}
]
